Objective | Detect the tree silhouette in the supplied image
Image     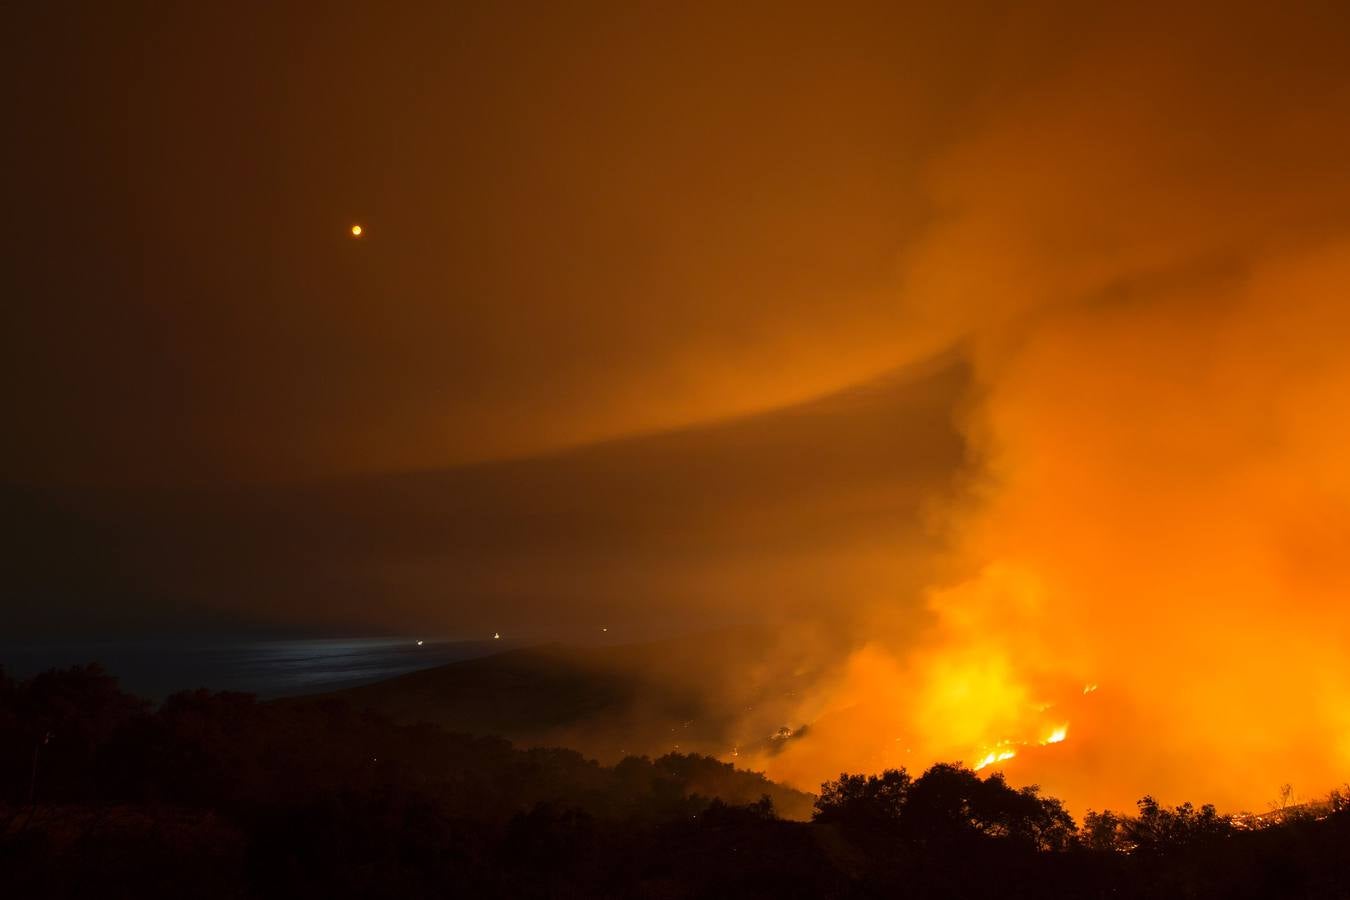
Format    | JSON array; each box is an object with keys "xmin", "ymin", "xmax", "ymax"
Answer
[
  {"xmin": 813, "ymin": 768, "xmax": 911, "ymax": 826},
  {"xmin": 5, "ymin": 664, "xmax": 1350, "ymax": 899}
]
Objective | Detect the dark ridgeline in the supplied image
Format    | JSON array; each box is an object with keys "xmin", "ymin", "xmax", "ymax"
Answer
[{"xmin": 2, "ymin": 665, "xmax": 1349, "ymax": 899}]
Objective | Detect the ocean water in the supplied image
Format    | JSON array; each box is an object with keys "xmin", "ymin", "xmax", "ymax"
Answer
[{"xmin": 0, "ymin": 636, "xmax": 508, "ymax": 701}]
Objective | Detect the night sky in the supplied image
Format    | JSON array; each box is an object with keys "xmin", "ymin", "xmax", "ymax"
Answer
[
  {"xmin": 7, "ymin": 1, "xmax": 1350, "ymax": 811},
  {"xmin": 6, "ymin": 2, "xmax": 992, "ymax": 635}
]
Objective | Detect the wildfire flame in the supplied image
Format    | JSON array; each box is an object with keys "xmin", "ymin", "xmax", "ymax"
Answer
[{"xmin": 973, "ymin": 745, "xmax": 1018, "ymax": 771}]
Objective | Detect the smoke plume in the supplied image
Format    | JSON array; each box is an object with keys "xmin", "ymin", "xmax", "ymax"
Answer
[{"xmin": 756, "ymin": 4, "xmax": 1350, "ymax": 813}]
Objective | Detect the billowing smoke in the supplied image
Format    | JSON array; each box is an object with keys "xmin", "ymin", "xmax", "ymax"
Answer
[
  {"xmin": 9, "ymin": 0, "xmax": 1350, "ymax": 818},
  {"xmin": 753, "ymin": 5, "xmax": 1350, "ymax": 813}
]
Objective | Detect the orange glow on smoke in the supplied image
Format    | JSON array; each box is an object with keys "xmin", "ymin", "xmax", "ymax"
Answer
[{"xmin": 750, "ymin": 236, "xmax": 1350, "ymax": 814}]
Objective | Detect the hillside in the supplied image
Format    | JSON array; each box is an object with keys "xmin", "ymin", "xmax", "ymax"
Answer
[{"xmin": 311, "ymin": 627, "xmax": 828, "ymax": 766}]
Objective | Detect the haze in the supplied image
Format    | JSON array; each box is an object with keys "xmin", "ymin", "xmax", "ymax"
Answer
[{"xmin": 6, "ymin": 1, "xmax": 1350, "ymax": 814}]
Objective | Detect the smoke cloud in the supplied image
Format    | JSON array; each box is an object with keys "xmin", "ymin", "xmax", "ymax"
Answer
[
  {"xmin": 9, "ymin": 2, "xmax": 1350, "ymax": 816},
  {"xmin": 755, "ymin": 4, "xmax": 1350, "ymax": 813}
]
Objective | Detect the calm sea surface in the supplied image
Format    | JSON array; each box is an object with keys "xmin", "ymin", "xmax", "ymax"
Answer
[{"xmin": 0, "ymin": 637, "xmax": 509, "ymax": 700}]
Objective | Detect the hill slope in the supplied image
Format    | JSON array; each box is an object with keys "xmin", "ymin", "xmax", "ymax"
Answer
[{"xmin": 312, "ymin": 628, "xmax": 828, "ymax": 766}]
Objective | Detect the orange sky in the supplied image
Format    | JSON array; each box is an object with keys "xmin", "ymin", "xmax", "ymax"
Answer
[{"xmin": 7, "ymin": 1, "xmax": 1350, "ymax": 814}]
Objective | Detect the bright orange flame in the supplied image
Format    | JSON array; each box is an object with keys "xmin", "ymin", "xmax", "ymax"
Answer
[
  {"xmin": 1042, "ymin": 724, "xmax": 1068, "ymax": 745},
  {"xmin": 974, "ymin": 747, "xmax": 1017, "ymax": 771}
]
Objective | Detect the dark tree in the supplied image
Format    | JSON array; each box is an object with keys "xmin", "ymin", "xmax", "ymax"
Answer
[{"xmin": 813, "ymin": 768, "xmax": 912, "ymax": 826}]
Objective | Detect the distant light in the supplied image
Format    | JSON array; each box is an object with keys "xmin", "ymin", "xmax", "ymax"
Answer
[
  {"xmin": 416, "ymin": 639, "xmax": 424, "ymax": 646},
  {"xmin": 601, "ymin": 627, "xmax": 608, "ymax": 632},
  {"xmin": 350, "ymin": 224, "xmax": 363, "ymax": 237},
  {"xmin": 493, "ymin": 632, "xmax": 501, "ymax": 640}
]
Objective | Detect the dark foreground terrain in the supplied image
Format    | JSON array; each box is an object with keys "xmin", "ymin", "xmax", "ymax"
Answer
[{"xmin": 3, "ymin": 664, "xmax": 1349, "ymax": 899}]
